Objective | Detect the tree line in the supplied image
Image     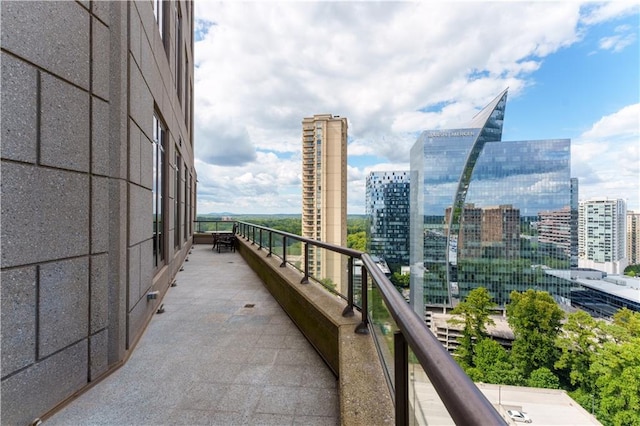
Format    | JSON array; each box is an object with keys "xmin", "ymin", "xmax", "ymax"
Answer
[{"xmin": 450, "ymin": 287, "xmax": 640, "ymax": 426}]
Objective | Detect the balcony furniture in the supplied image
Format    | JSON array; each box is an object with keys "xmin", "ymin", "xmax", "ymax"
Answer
[{"xmin": 212, "ymin": 231, "xmax": 236, "ymax": 253}]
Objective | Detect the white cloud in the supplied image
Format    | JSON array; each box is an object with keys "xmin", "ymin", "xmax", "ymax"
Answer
[
  {"xmin": 573, "ymin": 104, "xmax": 640, "ymax": 209},
  {"xmin": 193, "ymin": 1, "xmax": 637, "ymax": 214},
  {"xmin": 580, "ymin": 2, "xmax": 640, "ymax": 25}
]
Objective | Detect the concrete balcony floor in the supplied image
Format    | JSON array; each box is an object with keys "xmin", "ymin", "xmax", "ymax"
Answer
[{"xmin": 46, "ymin": 245, "xmax": 339, "ymax": 425}]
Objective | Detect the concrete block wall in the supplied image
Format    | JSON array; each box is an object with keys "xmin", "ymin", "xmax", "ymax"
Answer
[{"xmin": 1, "ymin": 1, "xmax": 195, "ymax": 424}]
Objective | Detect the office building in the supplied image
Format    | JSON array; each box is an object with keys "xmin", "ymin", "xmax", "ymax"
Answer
[
  {"xmin": 578, "ymin": 198, "xmax": 627, "ymax": 274},
  {"xmin": 546, "ymin": 268, "xmax": 640, "ymax": 318},
  {"xmin": 365, "ymin": 171, "xmax": 410, "ymax": 270},
  {"xmin": 301, "ymin": 114, "xmax": 348, "ymax": 292},
  {"xmin": 627, "ymin": 211, "xmax": 640, "ymax": 265},
  {"xmin": 538, "ymin": 206, "xmax": 573, "ymax": 260},
  {"xmin": 409, "ymin": 89, "xmax": 575, "ymax": 311},
  {"xmin": 1, "ymin": 2, "xmax": 195, "ymax": 424}
]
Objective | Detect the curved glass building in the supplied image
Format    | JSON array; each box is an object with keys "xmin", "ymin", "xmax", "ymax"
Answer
[{"xmin": 409, "ymin": 89, "xmax": 576, "ymax": 310}]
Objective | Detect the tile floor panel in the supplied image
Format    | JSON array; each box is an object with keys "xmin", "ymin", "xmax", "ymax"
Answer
[{"xmin": 45, "ymin": 245, "xmax": 339, "ymax": 426}]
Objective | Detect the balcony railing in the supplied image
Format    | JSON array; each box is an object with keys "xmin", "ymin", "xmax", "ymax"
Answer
[{"xmin": 194, "ymin": 219, "xmax": 506, "ymax": 425}]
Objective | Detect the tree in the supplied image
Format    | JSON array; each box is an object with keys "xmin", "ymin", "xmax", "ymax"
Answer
[
  {"xmin": 527, "ymin": 367, "xmax": 560, "ymax": 389},
  {"xmin": 555, "ymin": 310, "xmax": 602, "ymax": 391},
  {"xmin": 472, "ymin": 338, "xmax": 524, "ymax": 385},
  {"xmin": 507, "ymin": 289, "xmax": 564, "ymax": 376},
  {"xmin": 347, "ymin": 231, "xmax": 367, "ymax": 251},
  {"xmin": 449, "ymin": 287, "xmax": 496, "ymax": 368},
  {"xmin": 624, "ymin": 264, "xmax": 640, "ymax": 276},
  {"xmin": 390, "ymin": 272, "xmax": 410, "ymax": 288},
  {"xmin": 590, "ymin": 337, "xmax": 640, "ymax": 425}
]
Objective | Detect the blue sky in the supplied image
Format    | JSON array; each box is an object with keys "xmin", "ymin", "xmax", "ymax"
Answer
[{"xmin": 193, "ymin": 1, "xmax": 639, "ymax": 215}]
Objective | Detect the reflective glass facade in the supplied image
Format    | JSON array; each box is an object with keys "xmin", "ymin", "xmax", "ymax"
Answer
[
  {"xmin": 366, "ymin": 171, "xmax": 410, "ymax": 270},
  {"xmin": 410, "ymin": 89, "xmax": 576, "ymax": 309}
]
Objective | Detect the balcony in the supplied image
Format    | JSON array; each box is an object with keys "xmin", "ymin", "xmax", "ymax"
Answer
[{"xmin": 44, "ymin": 222, "xmax": 506, "ymax": 426}]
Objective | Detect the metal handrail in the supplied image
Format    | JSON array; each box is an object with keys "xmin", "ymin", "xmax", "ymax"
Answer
[
  {"xmin": 361, "ymin": 253, "xmax": 506, "ymax": 425},
  {"xmin": 193, "ymin": 219, "xmax": 506, "ymax": 425}
]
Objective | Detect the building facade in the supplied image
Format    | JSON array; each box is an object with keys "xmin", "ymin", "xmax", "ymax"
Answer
[
  {"xmin": 627, "ymin": 211, "xmax": 640, "ymax": 266},
  {"xmin": 578, "ymin": 198, "xmax": 627, "ymax": 274},
  {"xmin": 365, "ymin": 171, "xmax": 410, "ymax": 271},
  {"xmin": 409, "ymin": 89, "xmax": 575, "ymax": 311},
  {"xmin": 1, "ymin": 2, "xmax": 195, "ymax": 423},
  {"xmin": 301, "ymin": 114, "xmax": 348, "ymax": 292}
]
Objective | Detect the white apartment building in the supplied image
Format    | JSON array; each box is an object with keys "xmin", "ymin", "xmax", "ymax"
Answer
[
  {"xmin": 628, "ymin": 211, "xmax": 640, "ymax": 265},
  {"xmin": 578, "ymin": 198, "xmax": 627, "ymax": 274},
  {"xmin": 301, "ymin": 114, "xmax": 348, "ymax": 292}
]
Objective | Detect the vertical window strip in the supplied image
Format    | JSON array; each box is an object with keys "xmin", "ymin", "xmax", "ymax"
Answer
[
  {"xmin": 153, "ymin": 114, "xmax": 166, "ymax": 268},
  {"xmin": 175, "ymin": 150, "xmax": 181, "ymax": 249}
]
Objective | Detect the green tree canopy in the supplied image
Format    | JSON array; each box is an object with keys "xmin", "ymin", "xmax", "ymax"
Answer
[
  {"xmin": 449, "ymin": 287, "xmax": 496, "ymax": 368},
  {"xmin": 347, "ymin": 231, "xmax": 367, "ymax": 251},
  {"xmin": 472, "ymin": 338, "xmax": 524, "ymax": 385},
  {"xmin": 527, "ymin": 367, "xmax": 560, "ymax": 389},
  {"xmin": 590, "ymin": 337, "xmax": 640, "ymax": 425},
  {"xmin": 507, "ymin": 289, "xmax": 564, "ymax": 376},
  {"xmin": 555, "ymin": 310, "xmax": 603, "ymax": 391},
  {"xmin": 390, "ymin": 271, "xmax": 410, "ymax": 288}
]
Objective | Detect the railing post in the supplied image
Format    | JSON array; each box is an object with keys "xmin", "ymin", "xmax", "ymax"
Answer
[
  {"xmin": 301, "ymin": 242, "xmax": 309, "ymax": 284},
  {"xmin": 355, "ymin": 265, "xmax": 369, "ymax": 334},
  {"xmin": 251, "ymin": 226, "xmax": 255, "ymax": 245},
  {"xmin": 258, "ymin": 229, "xmax": 263, "ymax": 250},
  {"xmin": 267, "ymin": 232, "xmax": 272, "ymax": 257},
  {"xmin": 342, "ymin": 257, "xmax": 355, "ymax": 317},
  {"xmin": 280, "ymin": 236, "xmax": 287, "ymax": 267},
  {"xmin": 394, "ymin": 331, "xmax": 409, "ymax": 426}
]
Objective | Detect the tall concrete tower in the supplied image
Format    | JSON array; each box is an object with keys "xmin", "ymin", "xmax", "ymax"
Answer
[{"xmin": 301, "ymin": 114, "xmax": 348, "ymax": 292}]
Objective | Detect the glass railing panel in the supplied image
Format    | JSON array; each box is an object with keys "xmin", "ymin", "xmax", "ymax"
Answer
[
  {"xmin": 271, "ymin": 233, "xmax": 284, "ymax": 259},
  {"xmin": 285, "ymin": 238, "xmax": 303, "ymax": 272},
  {"xmin": 408, "ymin": 351, "xmax": 455, "ymax": 425},
  {"xmin": 305, "ymin": 247, "xmax": 349, "ymax": 299},
  {"xmin": 368, "ymin": 278, "xmax": 398, "ymax": 395}
]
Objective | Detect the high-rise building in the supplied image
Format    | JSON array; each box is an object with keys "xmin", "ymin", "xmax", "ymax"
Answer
[
  {"xmin": 365, "ymin": 171, "xmax": 411, "ymax": 270},
  {"xmin": 409, "ymin": 89, "xmax": 575, "ymax": 311},
  {"xmin": 578, "ymin": 198, "xmax": 628, "ymax": 274},
  {"xmin": 628, "ymin": 211, "xmax": 640, "ymax": 266},
  {"xmin": 301, "ymin": 114, "xmax": 348, "ymax": 292},
  {"xmin": 538, "ymin": 206, "xmax": 573, "ymax": 260},
  {"xmin": 1, "ymin": 2, "xmax": 195, "ymax": 423}
]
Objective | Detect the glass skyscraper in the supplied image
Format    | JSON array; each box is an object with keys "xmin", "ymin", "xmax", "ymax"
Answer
[
  {"xmin": 409, "ymin": 89, "xmax": 576, "ymax": 310},
  {"xmin": 365, "ymin": 171, "xmax": 410, "ymax": 270}
]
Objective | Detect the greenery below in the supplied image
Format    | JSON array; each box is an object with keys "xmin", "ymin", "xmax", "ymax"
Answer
[
  {"xmin": 624, "ymin": 264, "xmax": 640, "ymax": 277},
  {"xmin": 197, "ymin": 214, "xmax": 370, "ymax": 251},
  {"xmin": 451, "ymin": 287, "xmax": 640, "ymax": 426}
]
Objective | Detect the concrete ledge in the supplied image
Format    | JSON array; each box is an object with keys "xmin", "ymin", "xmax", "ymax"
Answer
[
  {"xmin": 193, "ymin": 232, "xmax": 213, "ymax": 245},
  {"xmin": 235, "ymin": 237, "xmax": 394, "ymax": 425}
]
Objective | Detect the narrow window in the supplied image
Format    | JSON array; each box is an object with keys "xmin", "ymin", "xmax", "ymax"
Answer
[
  {"xmin": 175, "ymin": 3, "xmax": 182, "ymax": 102},
  {"xmin": 184, "ymin": 163, "xmax": 189, "ymax": 242},
  {"xmin": 184, "ymin": 56, "xmax": 190, "ymax": 126},
  {"xmin": 153, "ymin": 0, "xmax": 165, "ymax": 40},
  {"xmin": 175, "ymin": 150, "xmax": 181, "ymax": 249},
  {"xmin": 153, "ymin": 114, "xmax": 167, "ymax": 268}
]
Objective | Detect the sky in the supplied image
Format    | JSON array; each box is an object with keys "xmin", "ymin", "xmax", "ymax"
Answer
[{"xmin": 193, "ymin": 1, "xmax": 639, "ymax": 215}]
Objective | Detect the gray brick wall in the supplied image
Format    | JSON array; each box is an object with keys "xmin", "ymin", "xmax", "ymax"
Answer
[{"xmin": 1, "ymin": 1, "xmax": 195, "ymax": 422}]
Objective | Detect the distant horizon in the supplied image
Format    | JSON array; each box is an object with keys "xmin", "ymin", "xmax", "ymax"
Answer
[{"xmin": 197, "ymin": 212, "xmax": 368, "ymax": 217}]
